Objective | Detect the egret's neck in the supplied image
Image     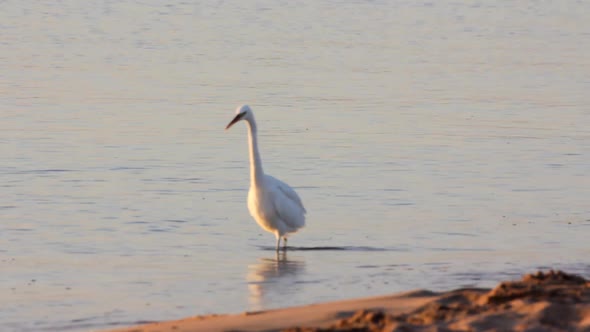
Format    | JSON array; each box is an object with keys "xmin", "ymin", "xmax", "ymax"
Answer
[{"xmin": 246, "ymin": 118, "xmax": 264, "ymax": 186}]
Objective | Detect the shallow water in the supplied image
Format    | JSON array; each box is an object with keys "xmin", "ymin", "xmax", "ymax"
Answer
[{"xmin": 2, "ymin": 1, "xmax": 590, "ymax": 331}]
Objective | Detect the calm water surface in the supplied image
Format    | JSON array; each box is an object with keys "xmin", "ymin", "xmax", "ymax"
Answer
[{"xmin": 2, "ymin": 1, "xmax": 590, "ymax": 331}]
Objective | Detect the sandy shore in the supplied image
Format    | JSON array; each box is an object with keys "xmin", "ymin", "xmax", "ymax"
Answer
[{"xmin": 107, "ymin": 270, "xmax": 590, "ymax": 332}]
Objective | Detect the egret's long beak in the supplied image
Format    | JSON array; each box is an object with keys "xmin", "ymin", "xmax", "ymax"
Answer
[{"xmin": 225, "ymin": 113, "xmax": 245, "ymax": 130}]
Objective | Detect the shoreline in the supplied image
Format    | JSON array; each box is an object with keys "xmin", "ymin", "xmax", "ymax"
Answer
[{"xmin": 105, "ymin": 270, "xmax": 590, "ymax": 332}]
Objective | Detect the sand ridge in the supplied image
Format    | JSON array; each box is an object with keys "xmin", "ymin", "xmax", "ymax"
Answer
[
  {"xmin": 108, "ymin": 270, "xmax": 590, "ymax": 332},
  {"xmin": 286, "ymin": 270, "xmax": 590, "ymax": 331}
]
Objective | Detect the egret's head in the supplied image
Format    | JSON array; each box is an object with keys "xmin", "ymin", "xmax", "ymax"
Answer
[{"xmin": 225, "ymin": 104, "xmax": 252, "ymax": 130}]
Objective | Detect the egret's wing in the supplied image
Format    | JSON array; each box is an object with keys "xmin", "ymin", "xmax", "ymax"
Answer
[
  {"xmin": 277, "ymin": 180, "xmax": 306, "ymax": 214},
  {"xmin": 267, "ymin": 176, "xmax": 306, "ymax": 230}
]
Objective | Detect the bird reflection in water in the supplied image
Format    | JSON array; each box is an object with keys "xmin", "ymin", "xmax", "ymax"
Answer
[{"xmin": 247, "ymin": 251, "xmax": 305, "ymax": 311}]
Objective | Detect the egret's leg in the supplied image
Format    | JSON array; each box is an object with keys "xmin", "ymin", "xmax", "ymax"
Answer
[
  {"xmin": 283, "ymin": 237, "xmax": 288, "ymax": 251},
  {"xmin": 275, "ymin": 236, "xmax": 281, "ymax": 252}
]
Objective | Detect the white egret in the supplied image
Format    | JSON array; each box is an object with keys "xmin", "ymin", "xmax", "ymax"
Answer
[{"xmin": 225, "ymin": 105, "xmax": 306, "ymax": 251}]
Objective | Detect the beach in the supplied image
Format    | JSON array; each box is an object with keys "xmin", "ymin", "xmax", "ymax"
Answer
[{"xmin": 107, "ymin": 270, "xmax": 590, "ymax": 332}]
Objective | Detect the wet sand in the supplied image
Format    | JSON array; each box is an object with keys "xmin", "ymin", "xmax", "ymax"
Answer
[{"xmin": 107, "ymin": 270, "xmax": 590, "ymax": 332}]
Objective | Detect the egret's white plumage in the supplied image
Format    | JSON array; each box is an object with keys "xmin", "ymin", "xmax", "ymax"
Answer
[{"xmin": 225, "ymin": 105, "xmax": 306, "ymax": 251}]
